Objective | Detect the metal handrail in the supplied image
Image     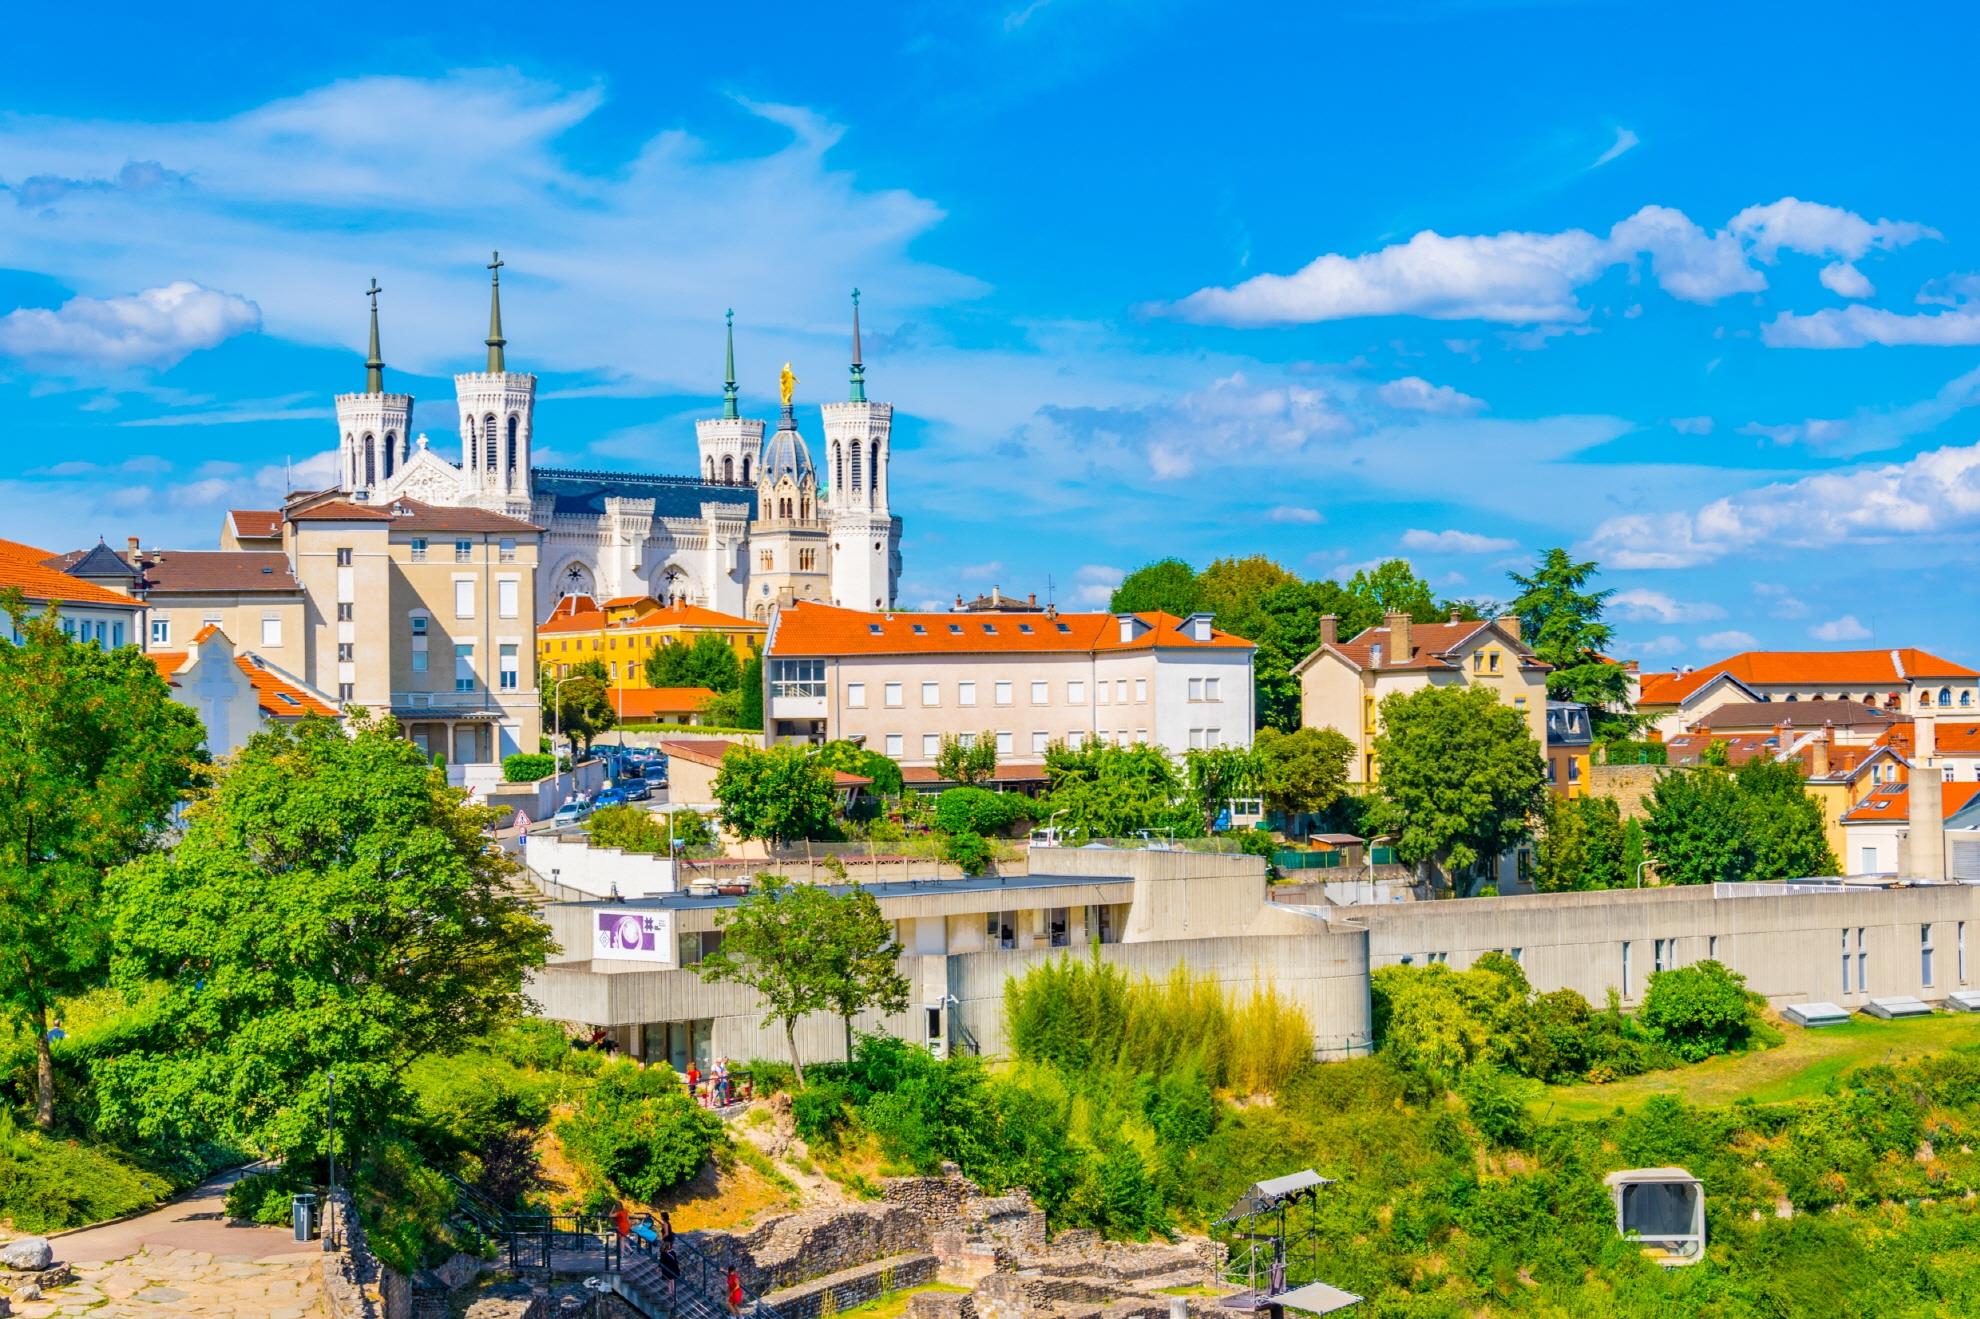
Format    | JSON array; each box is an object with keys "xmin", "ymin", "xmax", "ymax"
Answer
[{"xmin": 628, "ymin": 1222, "xmax": 789, "ymax": 1319}]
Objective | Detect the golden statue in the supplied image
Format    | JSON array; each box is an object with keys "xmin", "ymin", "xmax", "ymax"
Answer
[{"xmin": 779, "ymin": 362, "xmax": 798, "ymax": 407}]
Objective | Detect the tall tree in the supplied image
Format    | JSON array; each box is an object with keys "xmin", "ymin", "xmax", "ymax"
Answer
[
  {"xmin": 1343, "ymin": 560, "xmax": 1441, "ymax": 628},
  {"xmin": 1252, "ymin": 726, "xmax": 1354, "ymax": 823},
  {"xmin": 1533, "ymin": 794, "xmax": 1630, "ymax": 891},
  {"xmin": 1108, "ymin": 559, "xmax": 1202, "ymax": 617},
  {"xmin": 0, "ymin": 592, "xmax": 204, "ymax": 1128},
  {"xmin": 736, "ymin": 651, "xmax": 765, "ymax": 731},
  {"xmin": 935, "ymin": 732, "xmax": 998, "ymax": 786},
  {"xmin": 100, "ymin": 714, "xmax": 552, "ymax": 1162},
  {"xmin": 819, "ymin": 885, "xmax": 911, "ymax": 1061},
  {"xmin": 643, "ymin": 632, "xmax": 743, "ymax": 693},
  {"xmin": 1505, "ymin": 548, "xmax": 1633, "ymax": 736},
  {"xmin": 1644, "ymin": 760, "xmax": 1835, "ymax": 885},
  {"xmin": 712, "ymin": 744, "xmax": 839, "ymax": 845},
  {"xmin": 1184, "ymin": 745, "xmax": 1260, "ymax": 832},
  {"xmin": 1042, "ymin": 741, "xmax": 1203, "ymax": 840},
  {"xmin": 543, "ymin": 657, "xmax": 615, "ymax": 751},
  {"xmin": 816, "ymin": 739, "xmax": 905, "ymax": 797},
  {"xmin": 1368, "ymin": 685, "xmax": 1548, "ymax": 890}
]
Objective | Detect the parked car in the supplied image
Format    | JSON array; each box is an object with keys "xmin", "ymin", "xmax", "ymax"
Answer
[
  {"xmin": 551, "ymin": 800, "xmax": 593, "ymax": 827},
  {"xmin": 593, "ymin": 787, "xmax": 630, "ymax": 809},
  {"xmin": 621, "ymin": 780, "xmax": 653, "ymax": 802}
]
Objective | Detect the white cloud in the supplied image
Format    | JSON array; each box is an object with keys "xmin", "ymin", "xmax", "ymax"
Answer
[
  {"xmin": 1730, "ymin": 364, "xmax": 1980, "ymax": 455},
  {"xmin": 1671, "ymin": 416, "xmax": 1714, "ymax": 435},
  {"xmin": 1755, "ymin": 582, "xmax": 1810, "ymax": 619},
  {"xmin": 1591, "ymin": 127, "xmax": 1639, "ymax": 169},
  {"xmin": 1622, "ymin": 634, "xmax": 1687, "ymax": 657},
  {"xmin": 1811, "ymin": 615, "xmax": 1872, "ymax": 642},
  {"xmin": 1609, "ymin": 588, "xmax": 1726, "ymax": 624},
  {"xmin": 0, "ymin": 281, "xmax": 259, "ymax": 369},
  {"xmin": 1819, "ymin": 261, "xmax": 1874, "ymax": 299},
  {"xmin": 1162, "ymin": 197, "xmax": 1933, "ymax": 328},
  {"xmin": 957, "ymin": 560, "xmax": 1005, "ymax": 581},
  {"xmin": 1698, "ymin": 630, "xmax": 1760, "ymax": 652},
  {"xmin": 1070, "ymin": 562, "xmax": 1123, "ymax": 607},
  {"xmin": 1376, "ymin": 375, "xmax": 1486, "ymax": 415},
  {"xmin": 1054, "ymin": 371, "xmax": 1351, "ymax": 483},
  {"xmin": 1584, "ymin": 439, "xmax": 1980, "ymax": 568},
  {"xmin": 1266, "ymin": 505, "xmax": 1323, "ymax": 524},
  {"xmin": 1399, "ymin": 528, "xmax": 1517, "ymax": 554},
  {"xmin": 1329, "ymin": 557, "xmax": 1392, "ymax": 582},
  {"xmin": 1764, "ymin": 305, "xmax": 1980, "ymax": 348}
]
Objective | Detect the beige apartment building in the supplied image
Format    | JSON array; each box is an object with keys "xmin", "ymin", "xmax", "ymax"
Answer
[
  {"xmin": 760, "ymin": 601, "xmax": 1256, "ymax": 766},
  {"xmin": 1294, "ymin": 611, "xmax": 1548, "ymax": 782}
]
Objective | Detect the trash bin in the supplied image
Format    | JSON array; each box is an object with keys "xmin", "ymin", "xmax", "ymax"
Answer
[{"xmin": 292, "ymin": 1192, "xmax": 318, "ymax": 1242}]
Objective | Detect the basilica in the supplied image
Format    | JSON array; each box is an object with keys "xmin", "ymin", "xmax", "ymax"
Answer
[{"xmin": 332, "ymin": 256, "xmax": 903, "ymax": 620}]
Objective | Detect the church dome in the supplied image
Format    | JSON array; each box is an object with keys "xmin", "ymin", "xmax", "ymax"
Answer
[{"xmin": 759, "ymin": 407, "xmax": 815, "ymax": 486}]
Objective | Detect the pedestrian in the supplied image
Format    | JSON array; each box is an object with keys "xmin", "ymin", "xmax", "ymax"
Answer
[
  {"xmin": 714, "ymin": 1056, "xmax": 731, "ymax": 1104},
  {"xmin": 686, "ymin": 1061, "xmax": 702, "ymax": 1094},
  {"xmin": 661, "ymin": 1240, "xmax": 681, "ymax": 1305},
  {"xmin": 659, "ymin": 1210, "xmax": 675, "ymax": 1245},
  {"xmin": 614, "ymin": 1201, "xmax": 632, "ymax": 1242},
  {"xmin": 726, "ymin": 1265, "xmax": 745, "ymax": 1319}
]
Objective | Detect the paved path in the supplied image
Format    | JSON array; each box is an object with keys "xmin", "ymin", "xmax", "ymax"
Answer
[{"xmin": 8, "ymin": 1168, "xmax": 328, "ymax": 1318}]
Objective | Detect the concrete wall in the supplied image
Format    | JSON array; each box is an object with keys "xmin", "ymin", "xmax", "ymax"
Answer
[
  {"xmin": 1353, "ymin": 882, "xmax": 1979, "ymax": 1008},
  {"xmin": 522, "ymin": 825, "xmax": 677, "ymax": 898}
]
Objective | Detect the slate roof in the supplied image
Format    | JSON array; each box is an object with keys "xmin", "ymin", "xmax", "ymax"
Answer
[{"xmin": 533, "ymin": 468, "xmax": 757, "ymax": 521}]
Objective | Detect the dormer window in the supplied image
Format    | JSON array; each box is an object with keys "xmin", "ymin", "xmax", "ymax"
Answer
[
  {"xmin": 868, "ymin": 623, "xmax": 882, "ymax": 635},
  {"xmin": 911, "ymin": 623, "xmax": 926, "ymax": 635},
  {"xmin": 1055, "ymin": 622, "xmax": 1071, "ymax": 633},
  {"xmin": 948, "ymin": 623, "xmax": 963, "ymax": 635},
  {"xmin": 1018, "ymin": 623, "xmax": 1034, "ymax": 634},
  {"xmin": 982, "ymin": 623, "xmax": 997, "ymax": 634}
]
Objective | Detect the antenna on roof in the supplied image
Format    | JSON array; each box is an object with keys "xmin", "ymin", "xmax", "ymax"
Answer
[{"xmin": 1046, "ymin": 573, "xmax": 1055, "ymax": 609}]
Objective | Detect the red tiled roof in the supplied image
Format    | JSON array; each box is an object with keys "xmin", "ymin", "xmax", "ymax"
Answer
[
  {"xmin": 620, "ymin": 599, "xmax": 763, "ymax": 632},
  {"xmin": 0, "ymin": 537, "xmax": 145, "ymax": 609},
  {"xmin": 658, "ymin": 737, "xmax": 869, "ymax": 787},
  {"xmin": 900, "ymin": 763, "xmax": 1050, "ymax": 785},
  {"xmin": 601, "ymin": 595, "xmax": 649, "ymax": 608},
  {"xmin": 1694, "ymin": 699, "xmax": 1905, "ymax": 732},
  {"xmin": 229, "ymin": 510, "xmax": 281, "ymax": 538},
  {"xmin": 1661, "ymin": 733, "xmax": 1781, "ymax": 767},
  {"xmin": 540, "ymin": 607, "xmax": 607, "ymax": 635},
  {"xmin": 768, "ymin": 602, "xmax": 1251, "ymax": 657},
  {"xmin": 1881, "ymin": 722, "xmax": 1980, "ymax": 757},
  {"xmin": 284, "ymin": 496, "xmax": 539, "ymax": 533},
  {"xmin": 146, "ymin": 650, "xmax": 188, "ymax": 685},
  {"xmin": 1841, "ymin": 781, "xmax": 1980, "ymax": 824},
  {"xmin": 147, "ymin": 646, "xmax": 339, "ymax": 719},
  {"xmin": 286, "ymin": 499, "xmax": 393, "ymax": 522},
  {"xmin": 610, "ymin": 687, "xmax": 717, "ymax": 720},
  {"xmin": 1641, "ymin": 649, "xmax": 1979, "ymax": 706},
  {"xmin": 1320, "ymin": 618, "xmax": 1543, "ymax": 674},
  {"xmin": 130, "ymin": 551, "xmax": 299, "ymax": 595}
]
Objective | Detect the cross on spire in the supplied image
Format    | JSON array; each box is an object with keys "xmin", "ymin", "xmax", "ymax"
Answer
[
  {"xmin": 722, "ymin": 308, "xmax": 740, "ymax": 420},
  {"xmin": 485, "ymin": 249, "xmax": 508, "ymax": 373},
  {"xmin": 364, "ymin": 278, "xmax": 385, "ymax": 393},
  {"xmin": 849, "ymin": 288, "xmax": 866, "ymax": 403}
]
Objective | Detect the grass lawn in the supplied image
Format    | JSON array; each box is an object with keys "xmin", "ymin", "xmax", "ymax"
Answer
[
  {"xmin": 828, "ymin": 1284, "xmax": 971, "ymax": 1319},
  {"xmin": 1531, "ymin": 1011, "xmax": 1980, "ymax": 1121}
]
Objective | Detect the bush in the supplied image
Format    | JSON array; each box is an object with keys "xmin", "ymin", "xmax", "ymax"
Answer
[
  {"xmin": 559, "ymin": 1060, "xmax": 724, "ymax": 1202},
  {"xmin": 503, "ymin": 752, "xmax": 556, "ymax": 782},
  {"xmin": 0, "ymin": 1112, "xmax": 173, "ymax": 1232},
  {"xmin": 934, "ymin": 787, "xmax": 1031, "ymax": 837},
  {"xmin": 1640, "ymin": 960, "xmax": 1760, "ymax": 1062},
  {"xmin": 942, "ymin": 829, "xmax": 995, "ymax": 875},
  {"xmin": 792, "ymin": 1080, "xmax": 853, "ymax": 1145},
  {"xmin": 224, "ymin": 1167, "xmax": 306, "ymax": 1224},
  {"xmin": 1459, "ymin": 1063, "xmax": 1531, "ymax": 1149},
  {"xmin": 587, "ymin": 804, "xmax": 718, "ymax": 855}
]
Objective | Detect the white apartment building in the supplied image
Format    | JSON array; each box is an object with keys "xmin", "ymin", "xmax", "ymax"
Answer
[{"xmin": 760, "ymin": 601, "xmax": 1255, "ymax": 766}]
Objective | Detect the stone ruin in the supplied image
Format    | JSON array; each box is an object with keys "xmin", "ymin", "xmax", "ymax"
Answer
[
  {"xmin": 0, "ymin": 1235, "xmax": 74, "ymax": 1312},
  {"xmin": 687, "ymin": 1167, "xmax": 1226, "ymax": 1319}
]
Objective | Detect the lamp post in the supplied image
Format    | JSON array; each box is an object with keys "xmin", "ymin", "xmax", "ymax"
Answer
[
  {"xmin": 551, "ymin": 673, "xmax": 574, "ymax": 802},
  {"xmin": 1047, "ymin": 808, "xmax": 1068, "ymax": 846},
  {"xmin": 1636, "ymin": 859, "xmax": 1654, "ymax": 888}
]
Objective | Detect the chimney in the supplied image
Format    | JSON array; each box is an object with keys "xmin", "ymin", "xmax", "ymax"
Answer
[
  {"xmin": 1904, "ymin": 710, "xmax": 1947, "ymax": 881},
  {"xmin": 955, "ymin": 593, "xmax": 964, "ymax": 610},
  {"xmin": 1319, "ymin": 613, "xmax": 1338, "ymax": 647},
  {"xmin": 1384, "ymin": 611, "xmax": 1411, "ymax": 668},
  {"xmin": 1027, "ymin": 592, "xmax": 1037, "ymax": 607},
  {"xmin": 1448, "ymin": 606, "xmax": 1461, "ymax": 623},
  {"xmin": 126, "ymin": 536, "xmax": 141, "ymax": 557},
  {"xmin": 1496, "ymin": 612, "xmax": 1522, "ymax": 641},
  {"xmin": 991, "ymin": 585, "xmax": 1003, "ymax": 606},
  {"xmin": 1812, "ymin": 726, "xmax": 1832, "ymax": 779}
]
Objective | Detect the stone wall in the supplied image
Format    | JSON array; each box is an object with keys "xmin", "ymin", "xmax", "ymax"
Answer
[
  {"xmin": 1590, "ymin": 763, "xmax": 1665, "ymax": 819},
  {"xmin": 321, "ymin": 1189, "xmax": 383, "ymax": 1319},
  {"xmin": 764, "ymin": 1252, "xmax": 940, "ymax": 1319},
  {"xmin": 691, "ymin": 1201, "xmax": 932, "ymax": 1294}
]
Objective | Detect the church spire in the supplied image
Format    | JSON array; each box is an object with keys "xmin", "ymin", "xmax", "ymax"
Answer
[
  {"xmin": 849, "ymin": 288, "xmax": 866, "ymax": 403},
  {"xmin": 485, "ymin": 250, "xmax": 507, "ymax": 373},
  {"xmin": 722, "ymin": 309, "xmax": 740, "ymax": 420},
  {"xmin": 364, "ymin": 278, "xmax": 385, "ymax": 394}
]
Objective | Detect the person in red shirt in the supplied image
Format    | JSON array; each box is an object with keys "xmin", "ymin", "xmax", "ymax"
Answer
[
  {"xmin": 727, "ymin": 1265, "xmax": 745, "ymax": 1317},
  {"xmin": 613, "ymin": 1203, "xmax": 632, "ymax": 1242}
]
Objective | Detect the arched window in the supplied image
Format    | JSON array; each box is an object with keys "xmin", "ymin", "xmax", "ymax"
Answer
[
  {"xmin": 870, "ymin": 439, "xmax": 882, "ymax": 494},
  {"xmin": 834, "ymin": 442, "xmax": 844, "ymax": 491},
  {"xmin": 383, "ymin": 432, "xmax": 398, "ymax": 478},
  {"xmin": 506, "ymin": 415, "xmax": 519, "ymax": 475},
  {"xmin": 801, "ymin": 497, "xmax": 811, "ymax": 519},
  {"xmin": 362, "ymin": 433, "xmax": 376, "ymax": 486},
  {"xmin": 467, "ymin": 416, "xmax": 479, "ymax": 470},
  {"xmin": 850, "ymin": 440, "xmax": 863, "ymax": 491},
  {"xmin": 344, "ymin": 433, "xmax": 356, "ymax": 485},
  {"xmin": 723, "ymin": 455, "xmax": 735, "ymax": 483},
  {"xmin": 1940, "ymin": 687, "xmax": 1954, "ymax": 706},
  {"xmin": 484, "ymin": 415, "xmax": 498, "ymax": 468},
  {"xmin": 1962, "ymin": 691, "xmax": 1974, "ymax": 707},
  {"xmin": 742, "ymin": 457, "xmax": 751, "ymax": 483},
  {"xmin": 1922, "ymin": 691, "xmax": 1935, "ymax": 708},
  {"xmin": 1784, "ymin": 693, "xmax": 1798, "ymax": 702}
]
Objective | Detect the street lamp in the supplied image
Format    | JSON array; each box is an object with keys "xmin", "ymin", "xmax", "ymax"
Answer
[
  {"xmin": 1636, "ymin": 859, "xmax": 1654, "ymax": 888},
  {"xmin": 1046, "ymin": 808, "xmax": 1068, "ymax": 846},
  {"xmin": 551, "ymin": 673, "xmax": 575, "ymax": 802}
]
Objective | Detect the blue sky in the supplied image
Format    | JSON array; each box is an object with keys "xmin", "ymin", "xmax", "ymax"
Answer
[{"xmin": 4, "ymin": 1, "xmax": 1980, "ymax": 667}]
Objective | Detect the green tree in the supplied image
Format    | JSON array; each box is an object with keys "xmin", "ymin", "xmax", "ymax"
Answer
[
  {"xmin": 1109, "ymin": 558, "xmax": 1202, "ymax": 617},
  {"xmin": 543, "ymin": 657, "xmax": 615, "ymax": 754},
  {"xmin": 1639, "ymin": 961, "xmax": 1759, "ymax": 1062},
  {"xmin": 697, "ymin": 875, "xmax": 906, "ymax": 1081},
  {"xmin": 935, "ymin": 732, "xmax": 997, "ymax": 786},
  {"xmin": 101, "ymin": 714, "xmax": 553, "ymax": 1164},
  {"xmin": 1506, "ymin": 548, "xmax": 1634, "ymax": 738},
  {"xmin": 712, "ymin": 744, "xmax": 838, "ymax": 845},
  {"xmin": 1533, "ymin": 794, "xmax": 1630, "ymax": 891},
  {"xmin": 0, "ymin": 593, "xmax": 205, "ymax": 1128},
  {"xmin": 1184, "ymin": 744, "xmax": 1259, "ymax": 832},
  {"xmin": 816, "ymin": 739, "xmax": 905, "ymax": 796},
  {"xmin": 934, "ymin": 787, "xmax": 1031, "ymax": 836},
  {"xmin": 1369, "ymin": 685, "xmax": 1547, "ymax": 889},
  {"xmin": 1042, "ymin": 741, "xmax": 1203, "ymax": 841},
  {"xmin": 1252, "ymin": 726, "xmax": 1353, "ymax": 823},
  {"xmin": 1734, "ymin": 758, "xmax": 1838, "ymax": 880},
  {"xmin": 642, "ymin": 631, "xmax": 743, "ymax": 693},
  {"xmin": 736, "ymin": 651, "xmax": 764, "ymax": 730},
  {"xmin": 559, "ymin": 1060, "xmax": 723, "ymax": 1200},
  {"xmin": 1643, "ymin": 760, "xmax": 1835, "ymax": 885},
  {"xmin": 1343, "ymin": 559, "xmax": 1441, "ymax": 627}
]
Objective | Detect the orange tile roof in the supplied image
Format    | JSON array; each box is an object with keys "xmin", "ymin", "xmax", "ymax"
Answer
[
  {"xmin": 229, "ymin": 510, "xmax": 281, "ymax": 538},
  {"xmin": 1321, "ymin": 618, "xmax": 1544, "ymax": 674},
  {"xmin": 146, "ymin": 650, "xmax": 188, "ymax": 685},
  {"xmin": 659, "ymin": 737, "xmax": 870, "ymax": 787},
  {"xmin": 1642, "ymin": 649, "xmax": 1979, "ymax": 706},
  {"xmin": 1880, "ymin": 722, "xmax": 1980, "ymax": 757},
  {"xmin": 144, "ymin": 646, "xmax": 338, "ymax": 718},
  {"xmin": 619, "ymin": 599, "xmax": 764, "ymax": 632},
  {"xmin": 900, "ymin": 763, "xmax": 1050, "ymax": 785},
  {"xmin": 539, "ymin": 606, "xmax": 607, "ymax": 635},
  {"xmin": 768, "ymin": 602, "xmax": 1251, "ymax": 657},
  {"xmin": 0, "ymin": 537, "xmax": 146, "ymax": 609},
  {"xmin": 610, "ymin": 687, "xmax": 717, "ymax": 720},
  {"xmin": 1841, "ymin": 781, "xmax": 1980, "ymax": 824},
  {"xmin": 601, "ymin": 595, "xmax": 650, "ymax": 608},
  {"xmin": 286, "ymin": 499, "xmax": 393, "ymax": 522}
]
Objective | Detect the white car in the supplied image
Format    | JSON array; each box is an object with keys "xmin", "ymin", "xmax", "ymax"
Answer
[{"xmin": 551, "ymin": 801, "xmax": 593, "ymax": 827}]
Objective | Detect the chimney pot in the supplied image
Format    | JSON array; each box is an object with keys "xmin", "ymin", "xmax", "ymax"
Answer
[{"xmin": 1027, "ymin": 592, "xmax": 1037, "ymax": 606}]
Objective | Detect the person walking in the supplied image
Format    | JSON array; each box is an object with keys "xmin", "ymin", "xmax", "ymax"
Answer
[
  {"xmin": 661, "ymin": 1240, "xmax": 681, "ymax": 1307},
  {"xmin": 614, "ymin": 1201, "xmax": 632, "ymax": 1243},
  {"xmin": 659, "ymin": 1210, "xmax": 675, "ymax": 1245},
  {"xmin": 726, "ymin": 1265, "xmax": 745, "ymax": 1318}
]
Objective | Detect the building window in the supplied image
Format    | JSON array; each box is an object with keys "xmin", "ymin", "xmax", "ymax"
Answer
[
  {"xmin": 337, "ymin": 642, "xmax": 354, "ymax": 662},
  {"xmin": 454, "ymin": 579, "xmax": 475, "ymax": 619},
  {"xmin": 1032, "ymin": 731, "xmax": 1049, "ymax": 754},
  {"xmin": 958, "ymin": 681, "xmax": 977, "ymax": 707},
  {"xmin": 1961, "ymin": 922, "xmax": 1969, "ymax": 984},
  {"xmin": 1029, "ymin": 680, "xmax": 1048, "ymax": 705},
  {"xmin": 1048, "ymin": 907, "xmax": 1070, "ymax": 948},
  {"xmin": 1842, "ymin": 928, "xmax": 1853, "ymax": 993},
  {"xmin": 885, "ymin": 733, "xmax": 903, "ymax": 757},
  {"xmin": 1489, "ymin": 651, "xmax": 1501, "ymax": 673},
  {"xmin": 410, "ymin": 538, "xmax": 428, "ymax": 562},
  {"xmin": 338, "ymin": 682, "xmax": 354, "ymax": 702},
  {"xmin": 1654, "ymin": 938, "xmax": 1671, "ymax": 974},
  {"xmin": 411, "ymin": 615, "xmax": 428, "ymax": 637},
  {"xmin": 412, "ymin": 649, "xmax": 428, "ymax": 674},
  {"xmin": 1923, "ymin": 924, "xmax": 1935, "ymax": 988},
  {"xmin": 994, "ymin": 680, "xmax": 1013, "ymax": 706},
  {"xmin": 499, "ymin": 643, "xmax": 519, "ymax": 691},
  {"xmin": 499, "ymin": 537, "xmax": 516, "ymax": 564},
  {"xmin": 1857, "ymin": 927, "xmax": 1868, "ymax": 993},
  {"xmin": 988, "ymin": 912, "xmax": 1016, "ymax": 951},
  {"xmin": 455, "ymin": 642, "xmax": 475, "ymax": 692},
  {"xmin": 1134, "ymin": 677, "xmax": 1147, "ymax": 702},
  {"xmin": 455, "ymin": 539, "xmax": 473, "ymax": 563},
  {"xmin": 847, "ymin": 682, "xmax": 867, "ymax": 708},
  {"xmin": 1068, "ymin": 680, "xmax": 1085, "ymax": 703},
  {"xmin": 111, "ymin": 622, "xmax": 123, "ymax": 648},
  {"xmin": 923, "ymin": 733, "xmax": 940, "ymax": 758},
  {"xmin": 759, "ymin": 551, "xmax": 774, "ymax": 571},
  {"xmin": 769, "ymin": 658, "xmax": 825, "ymax": 699},
  {"xmin": 959, "ymin": 732, "xmax": 976, "ymax": 748},
  {"xmin": 1097, "ymin": 681, "xmax": 1110, "ymax": 706},
  {"xmin": 1189, "ymin": 677, "xmax": 1203, "ymax": 701},
  {"xmin": 922, "ymin": 681, "xmax": 940, "ymax": 706},
  {"xmin": 1116, "ymin": 679, "xmax": 1128, "ymax": 702},
  {"xmin": 884, "ymin": 682, "xmax": 903, "ymax": 708},
  {"xmin": 798, "ymin": 548, "xmax": 817, "ymax": 572},
  {"xmin": 338, "ymin": 603, "xmax": 354, "ymax": 622},
  {"xmin": 498, "ymin": 579, "xmax": 519, "ymax": 620},
  {"xmin": 1206, "ymin": 676, "xmax": 1220, "ymax": 700},
  {"xmin": 1621, "ymin": 941, "xmax": 1632, "ymax": 998},
  {"xmin": 1568, "ymin": 757, "xmax": 1581, "ymax": 784},
  {"xmin": 1509, "ymin": 947, "xmax": 1524, "ymax": 966},
  {"xmin": 150, "ymin": 618, "xmax": 170, "ymax": 645},
  {"xmin": 336, "ymin": 547, "xmax": 353, "ymax": 567},
  {"xmin": 1709, "ymin": 935, "xmax": 1719, "ymax": 960},
  {"xmin": 996, "ymin": 730, "xmax": 1013, "ymax": 754}
]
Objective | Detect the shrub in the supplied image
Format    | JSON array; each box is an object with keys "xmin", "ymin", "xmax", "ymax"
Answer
[
  {"xmin": 1459, "ymin": 1063, "xmax": 1531, "ymax": 1149},
  {"xmin": 1226, "ymin": 984, "xmax": 1315, "ymax": 1095},
  {"xmin": 224, "ymin": 1167, "xmax": 306, "ymax": 1224},
  {"xmin": 586, "ymin": 803, "xmax": 718, "ymax": 855},
  {"xmin": 942, "ymin": 829, "xmax": 995, "ymax": 875},
  {"xmin": 934, "ymin": 787, "xmax": 1031, "ymax": 837},
  {"xmin": 1640, "ymin": 960, "xmax": 1760, "ymax": 1062},
  {"xmin": 0, "ymin": 1112, "xmax": 172, "ymax": 1232},
  {"xmin": 792, "ymin": 1080, "xmax": 853, "ymax": 1145},
  {"xmin": 503, "ymin": 752, "xmax": 556, "ymax": 782},
  {"xmin": 559, "ymin": 1060, "xmax": 724, "ymax": 1202}
]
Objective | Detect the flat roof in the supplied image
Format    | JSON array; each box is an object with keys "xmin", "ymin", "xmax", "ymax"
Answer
[{"xmin": 549, "ymin": 869, "xmax": 1134, "ymax": 912}]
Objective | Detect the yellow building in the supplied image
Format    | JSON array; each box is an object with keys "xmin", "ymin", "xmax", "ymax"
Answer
[{"xmin": 537, "ymin": 593, "xmax": 764, "ymax": 700}]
